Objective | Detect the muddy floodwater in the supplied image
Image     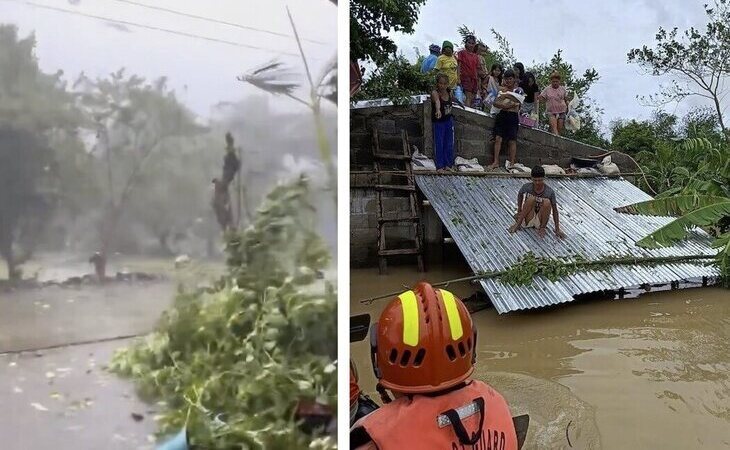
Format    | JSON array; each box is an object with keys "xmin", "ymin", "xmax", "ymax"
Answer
[{"xmin": 351, "ymin": 265, "xmax": 730, "ymax": 449}]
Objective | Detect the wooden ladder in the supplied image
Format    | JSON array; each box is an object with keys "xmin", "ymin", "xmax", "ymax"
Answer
[{"xmin": 372, "ymin": 128, "xmax": 425, "ymax": 274}]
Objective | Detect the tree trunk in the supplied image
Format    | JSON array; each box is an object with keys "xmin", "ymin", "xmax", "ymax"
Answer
[
  {"xmin": 711, "ymin": 94, "xmax": 727, "ymax": 138},
  {"xmin": 157, "ymin": 230, "xmax": 173, "ymax": 256}
]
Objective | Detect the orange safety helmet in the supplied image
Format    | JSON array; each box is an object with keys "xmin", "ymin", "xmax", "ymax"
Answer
[{"xmin": 370, "ymin": 282, "xmax": 477, "ymax": 394}]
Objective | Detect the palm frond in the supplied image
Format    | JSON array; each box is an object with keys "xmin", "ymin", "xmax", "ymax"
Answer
[
  {"xmin": 238, "ymin": 59, "xmax": 301, "ymax": 96},
  {"xmin": 615, "ymin": 195, "xmax": 729, "ymax": 216},
  {"xmin": 634, "ymin": 200, "xmax": 730, "ymax": 248}
]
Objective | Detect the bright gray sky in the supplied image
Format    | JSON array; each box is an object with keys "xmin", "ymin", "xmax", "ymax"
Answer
[
  {"xmin": 392, "ymin": 0, "xmax": 717, "ymax": 132},
  {"xmin": 0, "ymin": 0, "xmax": 337, "ymax": 117}
]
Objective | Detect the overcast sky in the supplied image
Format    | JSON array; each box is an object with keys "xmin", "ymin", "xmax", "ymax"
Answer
[
  {"xmin": 0, "ymin": 0, "xmax": 337, "ymax": 117},
  {"xmin": 391, "ymin": 0, "xmax": 719, "ymax": 133}
]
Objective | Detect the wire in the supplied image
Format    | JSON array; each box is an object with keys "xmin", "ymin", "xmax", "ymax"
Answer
[
  {"xmin": 109, "ymin": 0, "xmax": 326, "ymax": 46},
  {"xmin": 21, "ymin": 1, "xmax": 313, "ymax": 59}
]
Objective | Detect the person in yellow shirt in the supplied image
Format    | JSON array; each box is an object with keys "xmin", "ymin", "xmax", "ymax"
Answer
[{"xmin": 434, "ymin": 40, "xmax": 459, "ymax": 90}]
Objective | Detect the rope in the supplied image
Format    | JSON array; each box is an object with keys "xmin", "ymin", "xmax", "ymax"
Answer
[{"xmin": 358, "ymin": 254, "xmax": 716, "ymax": 304}]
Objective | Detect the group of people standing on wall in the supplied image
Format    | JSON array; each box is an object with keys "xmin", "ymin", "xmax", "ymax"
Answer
[{"xmin": 423, "ymin": 36, "xmax": 572, "ymax": 171}]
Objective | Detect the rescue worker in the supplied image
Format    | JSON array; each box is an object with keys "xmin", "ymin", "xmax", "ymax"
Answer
[{"xmin": 350, "ymin": 282, "xmax": 518, "ymax": 450}]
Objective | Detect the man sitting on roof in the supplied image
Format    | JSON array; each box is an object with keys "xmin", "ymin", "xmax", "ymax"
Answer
[{"xmin": 508, "ymin": 165, "xmax": 567, "ymax": 239}]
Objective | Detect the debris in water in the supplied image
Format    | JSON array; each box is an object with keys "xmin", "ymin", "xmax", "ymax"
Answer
[
  {"xmin": 45, "ymin": 371, "xmax": 55, "ymax": 379},
  {"xmin": 13, "ymin": 386, "xmax": 23, "ymax": 394},
  {"xmin": 30, "ymin": 402, "xmax": 49, "ymax": 411},
  {"xmin": 131, "ymin": 412, "xmax": 144, "ymax": 422}
]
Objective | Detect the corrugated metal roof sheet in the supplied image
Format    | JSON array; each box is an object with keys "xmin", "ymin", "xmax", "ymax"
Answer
[{"xmin": 416, "ymin": 175, "xmax": 720, "ymax": 313}]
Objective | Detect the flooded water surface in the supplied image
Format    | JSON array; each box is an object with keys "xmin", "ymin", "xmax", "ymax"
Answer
[{"xmin": 351, "ymin": 265, "xmax": 730, "ymax": 449}]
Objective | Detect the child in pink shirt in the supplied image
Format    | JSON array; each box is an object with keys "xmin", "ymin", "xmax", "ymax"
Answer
[{"xmin": 538, "ymin": 71, "xmax": 570, "ymax": 135}]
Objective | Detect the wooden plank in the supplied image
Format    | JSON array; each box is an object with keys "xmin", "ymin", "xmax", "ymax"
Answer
[
  {"xmin": 375, "ymin": 184, "xmax": 416, "ymax": 191},
  {"xmin": 379, "ymin": 248, "xmax": 420, "ymax": 256}
]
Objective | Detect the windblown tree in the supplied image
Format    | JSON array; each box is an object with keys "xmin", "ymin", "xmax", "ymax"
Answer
[
  {"xmin": 0, "ymin": 25, "xmax": 86, "ymax": 279},
  {"xmin": 628, "ymin": 0, "xmax": 730, "ymax": 137},
  {"xmin": 0, "ymin": 126, "xmax": 57, "ymax": 280},
  {"xmin": 240, "ymin": 3, "xmax": 338, "ymax": 203},
  {"xmin": 75, "ymin": 70, "xmax": 205, "ymax": 273}
]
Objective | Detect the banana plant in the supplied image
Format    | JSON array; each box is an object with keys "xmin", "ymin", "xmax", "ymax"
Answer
[
  {"xmin": 615, "ymin": 194, "xmax": 730, "ymax": 284},
  {"xmin": 238, "ymin": 3, "xmax": 337, "ymax": 205}
]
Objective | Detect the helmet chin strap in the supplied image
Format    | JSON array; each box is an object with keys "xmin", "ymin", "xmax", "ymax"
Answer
[{"xmin": 375, "ymin": 383, "xmax": 393, "ymax": 404}]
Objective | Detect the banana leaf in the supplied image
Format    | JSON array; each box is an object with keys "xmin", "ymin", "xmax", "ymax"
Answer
[
  {"xmin": 630, "ymin": 200, "xmax": 730, "ymax": 248},
  {"xmin": 615, "ymin": 195, "xmax": 729, "ymax": 217}
]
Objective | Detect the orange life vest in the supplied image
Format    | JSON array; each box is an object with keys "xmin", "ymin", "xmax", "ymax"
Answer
[{"xmin": 358, "ymin": 380, "xmax": 517, "ymax": 450}]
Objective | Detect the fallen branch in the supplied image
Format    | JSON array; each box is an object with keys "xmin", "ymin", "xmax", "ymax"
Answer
[{"xmin": 358, "ymin": 254, "xmax": 716, "ymax": 304}]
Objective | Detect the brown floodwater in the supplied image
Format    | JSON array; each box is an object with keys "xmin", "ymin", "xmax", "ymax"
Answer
[{"xmin": 351, "ymin": 264, "xmax": 730, "ymax": 449}]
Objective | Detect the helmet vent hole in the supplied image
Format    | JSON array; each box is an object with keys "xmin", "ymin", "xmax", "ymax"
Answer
[
  {"xmin": 425, "ymin": 315, "xmax": 430, "ymax": 324},
  {"xmin": 413, "ymin": 348, "xmax": 426, "ymax": 367},
  {"xmin": 458, "ymin": 342, "xmax": 466, "ymax": 357},
  {"xmin": 400, "ymin": 350, "xmax": 412, "ymax": 366},
  {"xmin": 446, "ymin": 345, "xmax": 457, "ymax": 361},
  {"xmin": 388, "ymin": 349, "xmax": 398, "ymax": 364}
]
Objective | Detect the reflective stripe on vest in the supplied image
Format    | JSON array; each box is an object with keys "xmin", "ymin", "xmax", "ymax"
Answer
[{"xmin": 360, "ymin": 380, "xmax": 518, "ymax": 450}]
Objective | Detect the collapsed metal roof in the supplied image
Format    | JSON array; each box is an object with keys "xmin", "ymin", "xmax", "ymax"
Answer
[{"xmin": 415, "ymin": 175, "xmax": 719, "ymax": 313}]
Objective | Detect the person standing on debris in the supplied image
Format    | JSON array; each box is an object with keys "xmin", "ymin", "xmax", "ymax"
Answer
[
  {"xmin": 457, "ymin": 35, "xmax": 483, "ymax": 107},
  {"xmin": 488, "ymin": 69, "xmax": 522, "ymax": 169},
  {"xmin": 350, "ymin": 282, "xmax": 519, "ymax": 450},
  {"xmin": 431, "ymin": 73, "xmax": 456, "ymax": 171},
  {"xmin": 508, "ymin": 165, "xmax": 567, "ymax": 239},
  {"xmin": 435, "ymin": 41, "xmax": 459, "ymax": 90},
  {"xmin": 538, "ymin": 72, "xmax": 570, "ymax": 135},
  {"xmin": 421, "ymin": 44, "xmax": 440, "ymax": 73}
]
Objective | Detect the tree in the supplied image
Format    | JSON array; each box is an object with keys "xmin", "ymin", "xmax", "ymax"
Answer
[
  {"xmin": 0, "ymin": 25, "xmax": 85, "ymax": 278},
  {"xmin": 353, "ymin": 54, "xmax": 433, "ymax": 104},
  {"xmin": 76, "ymin": 70, "xmax": 205, "ymax": 274},
  {"xmin": 350, "ymin": 0, "xmax": 427, "ymax": 65},
  {"xmin": 0, "ymin": 126, "xmax": 56, "ymax": 280},
  {"xmin": 611, "ymin": 120, "xmax": 662, "ymax": 154},
  {"xmin": 627, "ymin": 0, "xmax": 730, "ymax": 137},
  {"xmin": 240, "ymin": 5, "xmax": 337, "ymax": 204},
  {"xmin": 616, "ymin": 195, "xmax": 730, "ymax": 286}
]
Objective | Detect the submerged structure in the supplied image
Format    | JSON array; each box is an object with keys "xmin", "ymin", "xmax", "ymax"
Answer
[{"xmin": 350, "ymin": 98, "xmax": 719, "ymax": 313}]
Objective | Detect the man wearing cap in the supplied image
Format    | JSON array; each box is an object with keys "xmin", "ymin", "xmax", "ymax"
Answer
[
  {"xmin": 421, "ymin": 44, "xmax": 440, "ymax": 73},
  {"xmin": 350, "ymin": 282, "xmax": 518, "ymax": 450}
]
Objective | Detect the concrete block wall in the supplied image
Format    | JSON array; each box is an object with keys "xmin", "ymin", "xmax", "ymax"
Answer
[
  {"xmin": 350, "ymin": 100, "xmax": 630, "ymax": 267},
  {"xmin": 350, "ymin": 189, "xmax": 416, "ymax": 267}
]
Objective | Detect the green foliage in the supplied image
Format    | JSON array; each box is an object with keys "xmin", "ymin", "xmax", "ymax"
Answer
[
  {"xmin": 109, "ymin": 178, "xmax": 336, "ymax": 449},
  {"xmin": 0, "ymin": 126, "xmax": 56, "ymax": 279},
  {"xmin": 627, "ymin": 0, "xmax": 730, "ymax": 135},
  {"xmin": 75, "ymin": 70, "xmax": 207, "ymax": 254},
  {"xmin": 636, "ymin": 138, "xmax": 729, "ymax": 197},
  {"xmin": 350, "ymin": 0, "xmax": 427, "ymax": 65},
  {"xmin": 354, "ymin": 55, "xmax": 433, "ymax": 105},
  {"xmin": 623, "ymin": 196, "xmax": 730, "ymax": 245},
  {"xmin": 0, "ymin": 25, "xmax": 86, "ymax": 278},
  {"xmin": 616, "ymin": 194, "xmax": 730, "ymax": 283},
  {"xmin": 499, "ymin": 253, "xmax": 588, "ymax": 286}
]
